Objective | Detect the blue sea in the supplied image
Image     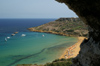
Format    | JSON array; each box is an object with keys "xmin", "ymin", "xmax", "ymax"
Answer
[{"xmin": 0, "ymin": 19, "xmax": 77, "ymax": 66}]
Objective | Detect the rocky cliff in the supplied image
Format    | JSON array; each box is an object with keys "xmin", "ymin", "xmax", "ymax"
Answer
[
  {"xmin": 56, "ymin": 0, "xmax": 100, "ymax": 66},
  {"xmin": 28, "ymin": 18, "xmax": 88, "ymax": 37}
]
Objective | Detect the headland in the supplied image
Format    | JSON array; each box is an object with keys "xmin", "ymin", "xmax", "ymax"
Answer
[{"xmin": 28, "ymin": 18, "xmax": 88, "ymax": 37}]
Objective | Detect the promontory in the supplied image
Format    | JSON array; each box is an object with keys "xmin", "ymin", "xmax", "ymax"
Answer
[{"xmin": 28, "ymin": 18, "xmax": 88, "ymax": 37}]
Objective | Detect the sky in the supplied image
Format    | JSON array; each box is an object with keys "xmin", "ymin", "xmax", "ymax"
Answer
[{"xmin": 0, "ymin": 0, "xmax": 78, "ymax": 19}]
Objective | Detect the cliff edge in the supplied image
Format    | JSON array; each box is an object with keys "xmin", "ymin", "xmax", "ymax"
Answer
[{"xmin": 56, "ymin": 0, "xmax": 100, "ymax": 66}]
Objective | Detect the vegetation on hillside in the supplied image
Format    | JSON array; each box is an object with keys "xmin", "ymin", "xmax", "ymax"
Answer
[
  {"xmin": 28, "ymin": 18, "xmax": 88, "ymax": 37},
  {"xmin": 44, "ymin": 58, "xmax": 72, "ymax": 66}
]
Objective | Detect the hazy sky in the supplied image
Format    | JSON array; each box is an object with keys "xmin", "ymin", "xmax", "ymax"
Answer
[{"xmin": 0, "ymin": 0, "xmax": 78, "ymax": 18}]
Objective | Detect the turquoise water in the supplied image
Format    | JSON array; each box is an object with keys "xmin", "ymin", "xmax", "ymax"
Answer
[
  {"xmin": 0, "ymin": 32, "xmax": 77, "ymax": 66},
  {"xmin": 0, "ymin": 19, "xmax": 78, "ymax": 66}
]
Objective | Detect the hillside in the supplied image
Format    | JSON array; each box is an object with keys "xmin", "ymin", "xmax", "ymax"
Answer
[{"xmin": 28, "ymin": 18, "xmax": 88, "ymax": 37}]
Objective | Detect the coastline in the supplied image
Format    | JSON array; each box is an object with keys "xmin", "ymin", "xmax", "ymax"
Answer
[
  {"xmin": 28, "ymin": 28, "xmax": 78, "ymax": 37},
  {"xmin": 59, "ymin": 37, "xmax": 86, "ymax": 59},
  {"xmin": 28, "ymin": 28, "xmax": 87, "ymax": 59}
]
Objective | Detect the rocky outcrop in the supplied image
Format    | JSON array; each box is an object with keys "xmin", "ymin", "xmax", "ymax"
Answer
[
  {"xmin": 56, "ymin": 0, "xmax": 100, "ymax": 66},
  {"xmin": 28, "ymin": 18, "xmax": 88, "ymax": 37}
]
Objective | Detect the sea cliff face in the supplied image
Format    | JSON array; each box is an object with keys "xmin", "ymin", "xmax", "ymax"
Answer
[
  {"xmin": 28, "ymin": 18, "xmax": 88, "ymax": 37},
  {"xmin": 56, "ymin": 0, "xmax": 100, "ymax": 66}
]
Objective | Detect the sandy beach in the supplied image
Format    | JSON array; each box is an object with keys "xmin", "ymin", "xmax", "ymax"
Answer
[{"xmin": 59, "ymin": 37, "xmax": 86, "ymax": 59}]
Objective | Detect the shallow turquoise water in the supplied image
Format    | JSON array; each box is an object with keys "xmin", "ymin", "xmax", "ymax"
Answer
[{"xmin": 0, "ymin": 32, "xmax": 77, "ymax": 66}]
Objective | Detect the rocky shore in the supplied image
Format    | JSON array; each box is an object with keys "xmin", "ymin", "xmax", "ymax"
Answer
[{"xmin": 28, "ymin": 28, "xmax": 77, "ymax": 37}]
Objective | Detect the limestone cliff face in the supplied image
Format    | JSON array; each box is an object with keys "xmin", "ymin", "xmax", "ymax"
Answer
[{"xmin": 56, "ymin": 0, "xmax": 100, "ymax": 66}]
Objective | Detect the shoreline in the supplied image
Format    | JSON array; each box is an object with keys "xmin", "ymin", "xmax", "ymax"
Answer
[
  {"xmin": 28, "ymin": 28, "xmax": 79, "ymax": 37},
  {"xmin": 28, "ymin": 28, "xmax": 87, "ymax": 59},
  {"xmin": 59, "ymin": 37, "xmax": 86, "ymax": 59}
]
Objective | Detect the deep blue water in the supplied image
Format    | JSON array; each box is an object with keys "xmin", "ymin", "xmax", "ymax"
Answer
[
  {"xmin": 0, "ymin": 19, "xmax": 56, "ymax": 33},
  {"xmin": 0, "ymin": 19, "xmax": 77, "ymax": 66}
]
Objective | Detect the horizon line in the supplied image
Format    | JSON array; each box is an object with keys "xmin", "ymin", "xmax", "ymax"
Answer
[{"xmin": 0, "ymin": 17, "xmax": 79, "ymax": 19}]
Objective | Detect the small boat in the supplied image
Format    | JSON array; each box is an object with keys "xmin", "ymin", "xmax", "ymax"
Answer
[
  {"xmin": 42, "ymin": 35, "xmax": 44, "ymax": 37},
  {"xmin": 5, "ymin": 38, "xmax": 7, "ymax": 41},
  {"xmin": 14, "ymin": 32, "xmax": 18, "ymax": 34},
  {"xmin": 21, "ymin": 34, "xmax": 26, "ymax": 37},
  {"xmin": 11, "ymin": 34, "xmax": 15, "ymax": 36},
  {"xmin": 7, "ymin": 37, "xmax": 10, "ymax": 39}
]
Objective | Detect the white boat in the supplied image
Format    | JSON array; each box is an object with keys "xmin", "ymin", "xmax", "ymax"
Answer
[
  {"xmin": 42, "ymin": 35, "xmax": 44, "ymax": 37},
  {"xmin": 11, "ymin": 34, "xmax": 15, "ymax": 36},
  {"xmin": 5, "ymin": 38, "xmax": 7, "ymax": 41},
  {"xmin": 7, "ymin": 37, "xmax": 10, "ymax": 39},
  {"xmin": 21, "ymin": 34, "xmax": 26, "ymax": 37}
]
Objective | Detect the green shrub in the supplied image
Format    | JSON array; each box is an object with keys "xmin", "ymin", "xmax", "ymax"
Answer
[{"xmin": 44, "ymin": 58, "xmax": 72, "ymax": 66}]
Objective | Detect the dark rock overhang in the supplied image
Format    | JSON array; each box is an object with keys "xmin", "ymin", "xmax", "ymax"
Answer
[{"xmin": 55, "ymin": 0, "xmax": 100, "ymax": 66}]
